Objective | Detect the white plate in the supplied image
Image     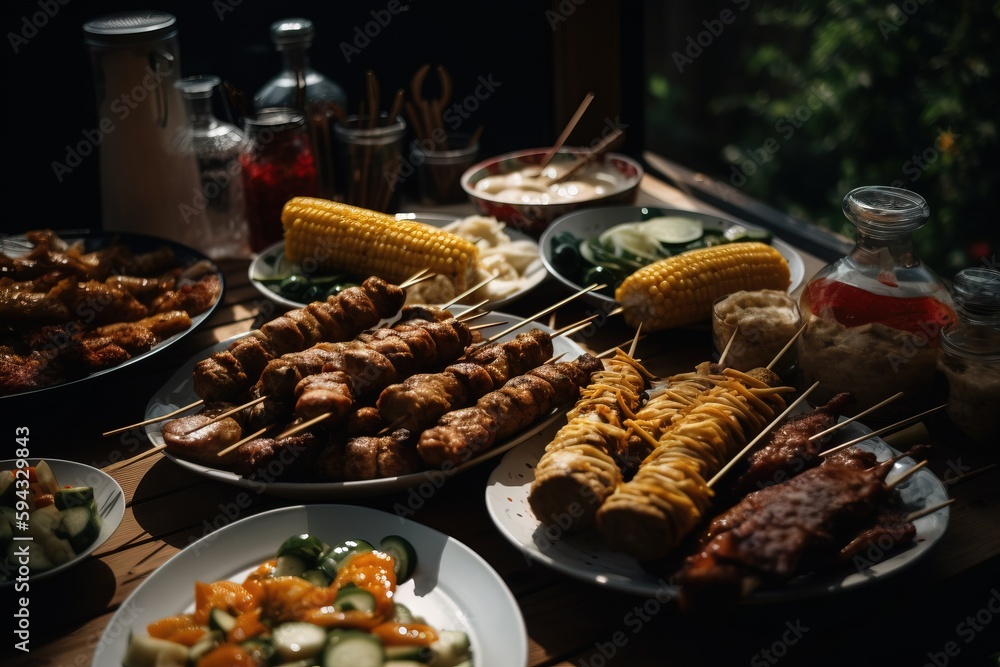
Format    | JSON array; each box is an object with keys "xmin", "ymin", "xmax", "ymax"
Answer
[
  {"xmin": 90, "ymin": 504, "xmax": 527, "ymax": 667},
  {"xmin": 145, "ymin": 311, "xmax": 589, "ymax": 499},
  {"xmin": 539, "ymin": 206, "xmax": 806, "ymax": 308},
  {"xmin": 485, "ymin": 418, "xmax": 949, "ymax": 601},
  {"xmin": 249, "ymin": 212, "xmax": 546, "ymax": 313},
  {"xmin": 0, "ymin": 458, "xmax": 124, "ymax": 585},
  {"xmin": 0, "ymin": 231, "xmax": 224, "ymax": 399}
]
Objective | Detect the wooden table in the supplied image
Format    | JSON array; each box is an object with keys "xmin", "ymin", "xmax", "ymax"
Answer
[{"xmin": 6, "ymin": 177, "xmax": 999, "ymax": 667}]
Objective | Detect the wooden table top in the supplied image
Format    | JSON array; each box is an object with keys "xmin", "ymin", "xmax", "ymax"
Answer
[{"xmin": 6, "ymin": 177, "xmax": 998, "ymax": 667}]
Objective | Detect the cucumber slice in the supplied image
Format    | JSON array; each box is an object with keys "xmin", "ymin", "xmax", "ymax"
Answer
[
  {"xmin": 273, "ymin": 553, "xmax": 310, "ymax": 578},
  {"xmin": 187, "ymin": 630, "xmax": 223, "ymax": 664},
  {"xmin": 385, "ymin": 644, "xmax": 434, "ymax": 662},
  {"xmin": 271, "ymin": 621, "xmax": 328, "ymax": 663},
  {"xmin": 207, "ymin": 608, "xmax": 237, "ymax": 634},
  {"xmin": 54, "ymin": 502, "xmax": 102, "ymax": 553},
  {"xmin": 277, "ymin": 533, "xmax": 326, "ymax": 563},
  {"xmin": 429, "ymin": 630, "xmax": 473, "ymax": 667},
  {"xmin": 321, "ymin": 629, "xmax": 385, "ymax": 667},
  {"xmin": 55, "ymin": 486, "xmax": 95, "ymax": 510},
  {"xmin": 379, "ymin": 535, "xmax": 418, "ymax": 584},
  {"xmin": 642, "ymin": 216, "xmax": 704, "ymax": 245},
  {"xmin": 333, "ymin": 585, "xmax": 377, "ymax": 613},
  {"xmin": 598, "ymin": 222, "xmax": 661, "ymax": 260},
  {"xmin": 34, "ymin": 461, "xmax": 60, "ymax": 495},
  {"xmin": 392, "ymin": 602, "xmax": 415, "ymax": 624},
  {"xmin": 319, "ymin": 539, "xmax": 375, "ymax": 578},
  {"xmin": 300, "ymin": 568, "xmax": 331, "ymax": 587},
  {"xmin": 122, "ymin": 633, "xmax": 189, "ymax": 667}
]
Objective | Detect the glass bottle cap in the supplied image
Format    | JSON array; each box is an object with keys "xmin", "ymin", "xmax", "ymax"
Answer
[
  {"xmin": 175, "ymin": 75, "xmax": 221, "ymax": 99},
  {"xmin": 270, "ymin": 18, "xmax": 314, "ymax": 49},
  {"xmin": 953, "ymin": 267, "xmax": 1000, "ymax": 325},
  {"xmin": 84, "ymin": 11, "xmax": 177, "ymax": 47},
  {"xmin": 843, "ymin": 186, "xmax": 930, "ymax": 236}
]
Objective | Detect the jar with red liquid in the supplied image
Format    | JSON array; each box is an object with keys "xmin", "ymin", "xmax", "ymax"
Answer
[
  {"xmin": 241, "ymin": 108, "xmax": 320, "ymax": 252},
  {"xmin": 796, "ymin": 186, "xmax": 956, "ymax": 419}
]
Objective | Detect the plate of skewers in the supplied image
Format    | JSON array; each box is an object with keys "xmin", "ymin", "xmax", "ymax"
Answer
[
  {"xmin": 139, "ymin": 293, "xmax": 598, "ymax": 500},
  {"xmin": 485, "ymin": 365, "xmax": 952, "ymax": 608}
]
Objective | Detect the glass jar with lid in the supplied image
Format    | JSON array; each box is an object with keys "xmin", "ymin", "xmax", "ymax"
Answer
[
  {"xmin": 937, "ymin": 267, "xmax": 1000, "ymax": 446},
  {"xmin": 796, "ymin": 186, "xmax": 957, "ymax": 419}
]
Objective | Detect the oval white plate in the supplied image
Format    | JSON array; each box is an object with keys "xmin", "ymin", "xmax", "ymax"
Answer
[
  {"xmin": 0, "ymin": 458, "xmax": 124, "ymax": 585},
  {"xmin": 90, "ymin": 504, "xmax": 527, "ymax": 667},
  {"xmin": 144, "ymin": 311, "xmax": 589, "ymax": 499},
  {"xmin": 485, "ymin": 419, "xmax": 949, "ymax": 601},
  {"xmin": 539, "ymin": 206, "xmax": 806, "ymax": 309},
  {"xmin": 249, "ymin": 212, "xmax": 546, "ymax": 313}
]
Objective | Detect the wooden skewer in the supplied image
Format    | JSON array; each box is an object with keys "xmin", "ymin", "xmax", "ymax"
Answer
[
  {"xmin": 707, "ymin": 381, "xmax": 820, "ymax": 488},
  {"xmin": 275, "ymin": 412, "xmax": 334, "ymax": 441},
  {"xmin": 766, "ymin": 322, "xmax": 806, "ymax": 371},
  {"xmin": 627, "ymin": 322, "xmax": 643, "ymax": 358},
  {"xmin": 216, "ymin": 427, "xmax": 270, "ymax": 458},
  {"xmin": 456, "ymin": 307, "xmax": 492, "ymax": 323},
  {"xmin": 717, "ymin": 326, "xmax": 739, "ymax": 367},
  {"xmin": 177, "ymin": 396, "xmax": 268, "ymax": 436},
  {"xmin": 549, "ymin": 128, "xmax": 625, "ymax": 185},
  {"xmin": 443, "ymin": 273, "xmax": 499, "ymax": 308},
  {"xmin": 102, "ymin": 443, "xmax": 166, "ymax": 473},
  {"xmin": 537, "ymin": 92, "xmax": 595, "ymax": 172},
  {"xmin": 550, "ymin": 313, "xmax": 601, "ymax": 337},
  {"xmin": 597, "ymin": 332, "xmax": 648, "ymax": 359},
  {"xmin": 887, "ymin": 459, "xmax": 928, "ymax": 490},
  {"xmin": 807, "ymin": 392, "xmax": 905, "ymax": 442},
  {"xmin": 906, "ymin": 498, "xmax": 955, "ymax": 522},
  {"xmin": 545, "ymin": 352, "xmax": 568, "ymax": 364},
  {"xmin": 946, "ymin": 463, "xmax": 998, "ymax": 486},
  {"xmin": 399, "ymin": 268, "xmax": 431, "ymax": 289},
  {"xmin": 401, "ymin": 272, "xmax": 438, "ymax": 289},
  {"xmin": 483, "ymin": 283, "xmax": 606, "ymax": 344},
  {"xmin": 103, "ymin": 399, "xmax": 204, "ymax": 436},
  {"xmin": 377, "ymin": 415, "xmax": 408, "ymax": 436},
  {"xmin": 818, "ymin": 403, "xmax": 948, "ymax": 457},
  {"xmin": 469, "ymin": 320, "xmax": 507, "ymax": 331}
]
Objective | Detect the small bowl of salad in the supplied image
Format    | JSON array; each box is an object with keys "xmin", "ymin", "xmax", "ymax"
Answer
[
  {"xmin": 0, "ymin": 458, "xmax": 124, "ymax": 584},
  {"xmin": 539, "ymin": 205, "xmax": 803, "ymax": 308}
]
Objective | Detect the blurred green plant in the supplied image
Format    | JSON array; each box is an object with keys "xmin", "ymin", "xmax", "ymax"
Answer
[{"xmin": 648, "ymin": 0, "xmax": 998, "ymax": 277}]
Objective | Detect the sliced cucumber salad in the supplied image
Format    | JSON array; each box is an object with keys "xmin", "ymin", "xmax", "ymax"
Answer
[
  {"xmin": 550, "ymin": 215, "xmax": 773, "ymax": 297},
  {"xmin": 123, "ymin": 532, "xmax": 473, "ymax": 667}
]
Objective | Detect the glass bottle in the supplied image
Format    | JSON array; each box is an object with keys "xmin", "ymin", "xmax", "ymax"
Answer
[
  {"xmin": 254, "ymin": 18, "xmax": 347, "ymax": 201},
  {"xmin": 240, "ymin": 108, "xmax": 320, "ymax": 253},
  {"xmin": 937, "ymin": 268, "xmax": 1000, "ymax": 446},
  {"xmin": 173, "ymin": 75, "xmax": 250, "ymax": 259},
  {"xmin": 796, "ymin": 186, "xmax": 957, "ymax": 420}
]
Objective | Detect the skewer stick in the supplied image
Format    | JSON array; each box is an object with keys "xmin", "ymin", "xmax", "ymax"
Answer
[
  {"xmin": 906, "ymin": 498, "xmax": 955, "ymax": 522},
  {"xmin": 216, "ymin": 426, "xmax": 269, "ymax": 457},
  {"xmin": 545, "ymin": 352, "xmax": 568, "ymax": 364},
  {"xmin": 597, "ymin": 333, "xmax": 648, "ymax": 359},
  {"xmin": 717, "ymin": 327, "xmax": 739, "ymax": 367},
  {"xmin": 103, "ymin": 399, "xmax": 204, "ymax": 436},
  {"xmin": 377, "ymin": 415, "xmax": 408, "ymax": 436},
  {"xmin": 887, "ymin": 459, "xmax": 928, "ymax": 490},
  {"xmin": 807, "ymin": 392, "xmax": 904, "ymax": 441},
  {"xmin": 456, "ymin": 307, "xmax": 492, "ymax": 323},
  {"xmin": 399, "ymin": 268, "xmax": 431, "ymax": 289},
  {"xmin": 275, "ymin": 413, "xmax": 333, "ymax": 441},
  {"xmin": 469, "ymin": 320, "xmax": 507, "ymax": 331},
  {"xmin": 400, "ymin": 272, "xmax": 438, "ymax": 289},
  {"xmin": 177, "ymin": 396, "xmax": 268, "ymax": 436},
  {"xmin": 627, "ymin": 322, "xmax": 643, "ymax": 359},
  {"xmin": 550, "ymin": 313, "xmax": 601, "ymax": 337},
  {"xmin": 483, "ymin": 283, "xmax": 606, "ymax": 343},
  {"xmin": 443, "ymin": 273, "xmax": 499, "ymax": 308},
  {"xmin": 102, "ymin": 443, "xmax": 166, "ymax": 473},
  {"xmin": 766, "ymin": 322, "xmax": 806, "ymax": 371},
  {"xmin": 707, "ymin": 381, "xmax": 820, "ymax": 488},
  {"xmin": 818, "ymin": 404, "xmax": 947, "ymax": 457},
  {"xmin": 537, "ymin": 91, "xmax": 595, "ymax": 172},
  {"xmin": 946, "ymin": 462, "xmax": 998, "ymax": 486}
]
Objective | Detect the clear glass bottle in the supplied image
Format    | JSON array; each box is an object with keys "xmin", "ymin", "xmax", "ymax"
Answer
[
  {"xmin": 796, "ymin": 186, "xmax": 957, "ymax": 419},
  {"xmin": 173, "ymin": 75, "xmax": 250, "ymax": 259},
  {"xmin": 938, "ymin": 268, "xmax": 1000, "ymax": 446},
  {"xmin": 254, "ymin": 18, "xmax": 347, "ymax": 201},
  {"xmin": 240, "ymin": 108, "xmax": 320, "ymax": 253}
]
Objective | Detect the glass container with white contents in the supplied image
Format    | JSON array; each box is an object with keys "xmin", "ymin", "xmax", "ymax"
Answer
[
  {"xmin": 796, "ymin": 186, "xmax": 957, "ymax": 419},
  {"xmin": 937, "ymin": 267, "xmax": 1000, "ymax": 447}
]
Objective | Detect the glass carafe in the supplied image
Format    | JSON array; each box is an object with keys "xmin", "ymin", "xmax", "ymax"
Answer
[
  {"xmin": 796, "ymin": 186, "xmax": 957, "ymax": 419},
  {"xmin": 173, "ymin": 75, "xmax": 250, "ymax": 259},
  {"xmin": 937, "ymin": 268, "xmax": 1000, "ymax": 446},
  {"xmin": 254, "ymin": 18, "xmax": 347, "ymax": 201}
]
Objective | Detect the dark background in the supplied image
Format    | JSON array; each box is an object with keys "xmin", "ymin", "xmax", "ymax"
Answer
[{"xmin": 1, "ymin": 1, "xmax": 646, "ymax": 235}]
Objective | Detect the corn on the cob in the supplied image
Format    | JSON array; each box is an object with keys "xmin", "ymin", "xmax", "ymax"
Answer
[
  {"xmin": 615, "ymin": 242, "xmax": 790, "ymax": 331},
  {"xmin": 282, "ymin": 197, "xmax": 480, "ymax": 292}
]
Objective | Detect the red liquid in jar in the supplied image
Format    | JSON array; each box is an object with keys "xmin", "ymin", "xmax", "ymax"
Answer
[
  {"xmin": 242, "ymin": 138, "xmax": 319, "ymax": 252},
  {"xmin": 803, "ymin": 277, "xmax": 956, "ymax": 337}
]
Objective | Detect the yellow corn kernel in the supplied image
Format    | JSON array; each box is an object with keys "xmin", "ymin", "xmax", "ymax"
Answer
[
  {"xmin": 615, "ymin": 242, "xmax": 790, "ymax": 331},
  {"xmin": 281, "ymin": 197, "xmax": 479, "ymax": 291}
]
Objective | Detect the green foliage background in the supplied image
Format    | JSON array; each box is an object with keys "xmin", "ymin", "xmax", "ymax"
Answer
[{"xmin": 646, "ymin": 0, "xmax": 999, "ymax": 277}]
